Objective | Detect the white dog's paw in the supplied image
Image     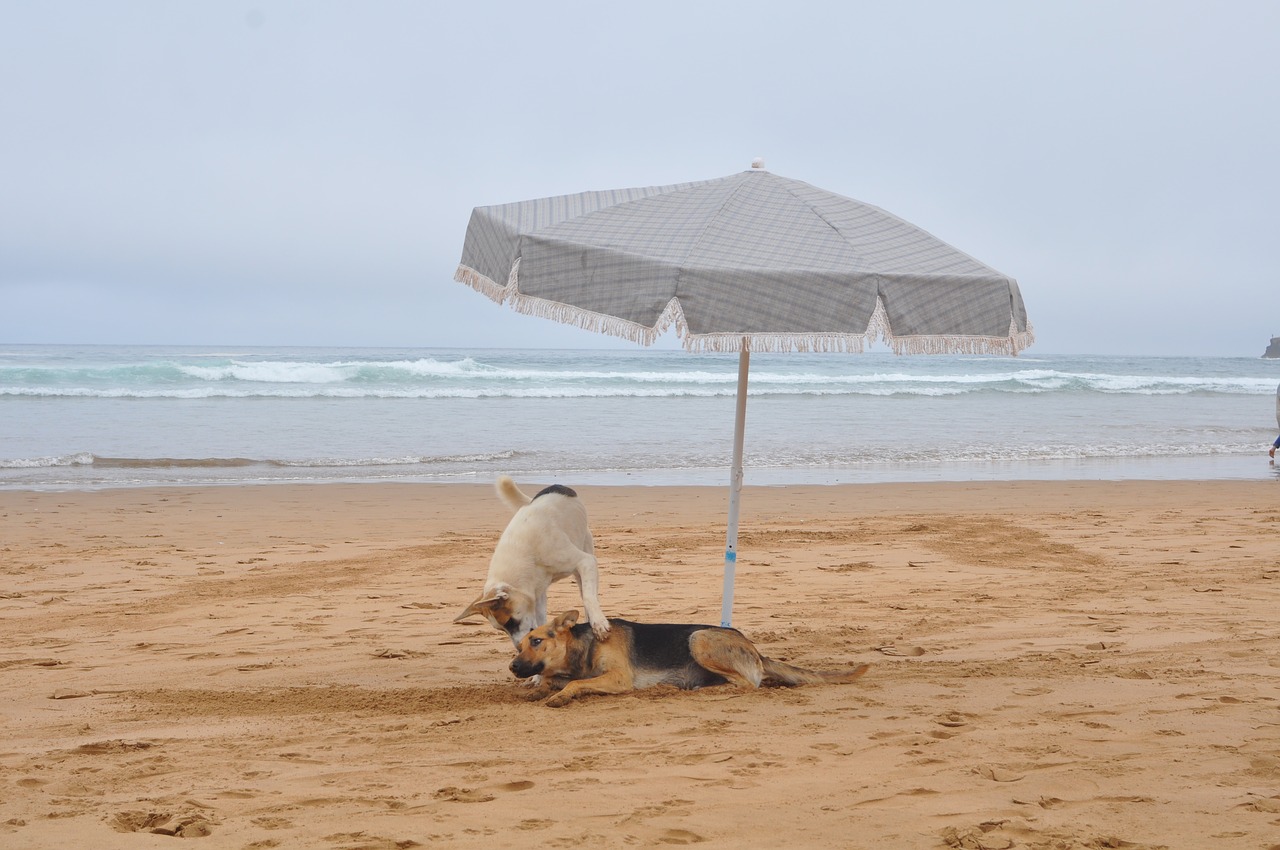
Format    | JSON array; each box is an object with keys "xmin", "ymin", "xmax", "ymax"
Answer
[
  {"xmin": 520, "ymin": 674, "xmax": 543, "ymax": 687},
  {"xmin": 590, "ymin": 619, "xmax": 611, "ymax": 640}
]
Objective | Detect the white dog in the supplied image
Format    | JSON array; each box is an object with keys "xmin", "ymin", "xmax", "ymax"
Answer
[{"xmin": 454, "ymin": 477, "xmax": 609, "ymax": 646}]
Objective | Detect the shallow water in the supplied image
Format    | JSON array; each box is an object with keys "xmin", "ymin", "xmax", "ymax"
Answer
[{"xmin": 3, "ymin": 345, "xmax": 1279, "ymax": 489}]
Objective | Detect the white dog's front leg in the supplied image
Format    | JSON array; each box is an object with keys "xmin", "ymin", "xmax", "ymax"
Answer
[
  {"xmin": 574, "ymin": 555, "xmax": 610, "ymax": 639},
  {"xmin": 534, "ymin": 595, "xmax": 548, "ymax": 635}
]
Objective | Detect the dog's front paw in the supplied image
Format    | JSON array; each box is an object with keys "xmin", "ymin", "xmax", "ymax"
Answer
[
  {"xmin": 544, "ymin": 691, "xmax": 572, "ymax": 708},
  {"xmin": 590, "ymin": 619, "xmax": 611, "ymax": 640}
]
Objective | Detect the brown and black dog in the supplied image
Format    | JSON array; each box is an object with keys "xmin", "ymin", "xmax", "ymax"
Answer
[{"xmin": 510, "ymin": 610, "xmax": 870, "ymax": 707}]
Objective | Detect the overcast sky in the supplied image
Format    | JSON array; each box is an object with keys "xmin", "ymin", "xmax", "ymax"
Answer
[{"xmin": 2, "ymin": 1, "xmax": 1277, "ymax": 356}]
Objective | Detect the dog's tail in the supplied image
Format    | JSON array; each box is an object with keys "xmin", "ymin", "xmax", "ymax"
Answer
[
  {"xmin": 761, "ymin": 658, "xmax": 871, "ymax": 687},
  {"xmin": 495, "ymin": 475, "xmax": 532, "ymax": 511}
]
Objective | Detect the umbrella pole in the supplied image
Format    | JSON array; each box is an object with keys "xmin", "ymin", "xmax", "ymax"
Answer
[{"xmin": 720, "ymin": 344, "xmax": 749, "ymax": 627}]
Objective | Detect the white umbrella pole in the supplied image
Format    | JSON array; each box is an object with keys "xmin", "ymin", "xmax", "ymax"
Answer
[{"xmin": 720, "ymin": 344, "xmax": 750, "ymax": 627}]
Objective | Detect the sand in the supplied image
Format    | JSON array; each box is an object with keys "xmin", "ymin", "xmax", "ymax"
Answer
[{"xmin": 2, "ymin": 480, "xmax": 1279, "ymax": 849}]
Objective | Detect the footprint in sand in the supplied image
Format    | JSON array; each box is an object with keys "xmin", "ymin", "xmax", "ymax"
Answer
[
  {"xmin": 657, "ymin": 828, "xmax": 706, "ymax": 845},
  {"xmin": 1243, "ymin": 795, "xmax": 1280, "ymax": 813},
  {"xmin": 434, "ymin": 780, "xmax": 533, "ymax": 802},
  {"xmin": 1013, "ymin": 796, "xmax": 1065, "ymax": 809},
  {"xmin": 111, "ymin": 810, "xmax": 213, "ymax": 837},
  {"xmin": 49, "ymin": 689, "xmax": 95, "ymax": 700},
  {"xmin": 936, "ymin": 712, "xmax": 971, "ymax": 728},
  {"xmin": 495, "ymin": 780, "xmax": 535, "ymax": 791},
  {"xmin": 974, "ymin": 765, "xmax": 1024, "ymax": 782},
  {"xmin": 322, "ymin": 831, "xmax": 419, "ymax": 848},
  {"xmin": 433, "ymin": 787, "xmax": 494, "ymax": 803},
  {"xmin": 941, "ymin": 825, "xmax": 1014, "ymax": 850},
  {"xmin": 72, "ymin": 739, "xmax": 154, "ymax": 755},
  {"xmin": 112, "ymin": 811, "xmax": 172, "ymax": 832}
]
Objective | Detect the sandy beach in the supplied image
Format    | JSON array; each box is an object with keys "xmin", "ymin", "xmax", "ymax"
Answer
[{"xmin": 2, "ymin": 479, "xmax": 1279, "ymax": 849}]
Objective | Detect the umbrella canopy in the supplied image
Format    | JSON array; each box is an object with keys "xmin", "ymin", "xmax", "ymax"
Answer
[
  {"xmin": 455, "ymin": 162, "xmax": 1033, "ymax": 626},
  {"xmin": 456, "ymin": 162, "xmax": 1032, "ymax": 356}
]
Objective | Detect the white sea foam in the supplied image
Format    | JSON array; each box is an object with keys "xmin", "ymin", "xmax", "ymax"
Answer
[
  {"xmin": 0, "ymin": 452, "xmax": 95, "ymax": 469},
  {"xmin": 5, "ymin": 346, "xmax": 1275, "ymax": 402},
  {"xmin": 4, "ymin": 346, "xmax": 1278, "ymax": 490},
  {"xmin": 177, "ymin": 357, "xmax": 495, "ymax": 384},
  {"xmin": 4, "ymin": 369, "xmax": 1271, "ymax": 399},
  {"xmin": 273, "ymin": 450, "xmax": 522, "ymax": 468}
]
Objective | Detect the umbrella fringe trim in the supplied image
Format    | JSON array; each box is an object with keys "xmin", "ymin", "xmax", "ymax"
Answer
[
  {"xmin": 505, "ymin": 294, "xmax": 664, "ymax": 346},
  {"xmin": 872, "ymin": 299, "xmax": 1036, "ymax": 356},
  {"xmin": 454, "ymin": 264, "xmax": 511, "ymax": 305},
  {"xmin": 457, "ymin": 261, "xmax": 675, "ymax": 345},
  {"xmin": 683, "ymin": 331, "xmax": 870, "ymax": 354},
  {"xmin": 456, "ymin": 265, "xmax": 1035, "ymax": 355},
  {"xmin": 883, "ymin": 331, "xmax": 1035, "ymax": 356},
  {"xmin": 683, "ymin": 302, "xmax": 1034, "ymax": 355}
]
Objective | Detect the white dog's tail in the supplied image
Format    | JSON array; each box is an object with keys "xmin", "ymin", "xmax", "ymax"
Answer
[{"xmin": 495, "ymin": 475, "xmax": 532, "ymax": 511}]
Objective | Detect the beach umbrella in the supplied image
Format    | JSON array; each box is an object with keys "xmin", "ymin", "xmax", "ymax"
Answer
[{"xmin": 454, "ymin": 160, "xmax": 1033, "ymax": 626}]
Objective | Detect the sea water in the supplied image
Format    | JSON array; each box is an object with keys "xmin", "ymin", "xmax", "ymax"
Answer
[{"xmin": 2, "ymin": 345, "xmax": 1279, "ymax": 490}]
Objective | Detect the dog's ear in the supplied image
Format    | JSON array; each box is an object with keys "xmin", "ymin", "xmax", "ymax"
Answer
[
  {"xmin": 551, "ymin": 610, "xmax": 580, "ymax": 631},
  {"xmin": 453, "ymin": 591, "xmax": 506, "ymax": 623}
]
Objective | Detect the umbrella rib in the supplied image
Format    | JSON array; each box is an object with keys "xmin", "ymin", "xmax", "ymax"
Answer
[
  {"xmin": 773, "ymin": 177, "xmax": 997, "ymax": 274},
  {"xmin": 675, "ymin": 175, "xmax": 876, "ymax": 354}
]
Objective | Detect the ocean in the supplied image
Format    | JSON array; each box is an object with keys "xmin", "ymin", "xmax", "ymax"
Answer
[{"xmin": 3, "ymin": 345, "xmax": 1279, "ymax": 490}]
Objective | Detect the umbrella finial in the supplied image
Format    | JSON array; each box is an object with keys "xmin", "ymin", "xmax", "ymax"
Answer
[{"xmin": 750, "ymin": 157, "xmax": 765, "ymax": 170}]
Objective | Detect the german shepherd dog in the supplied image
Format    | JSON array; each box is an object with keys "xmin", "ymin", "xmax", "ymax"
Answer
[
  {"xmin": 511, "ymin": 610, "xmax": 871, "ymax": 707},
  {"xmin": 455, "ymin": 477, "xmax": 609, "ymax": 646}
]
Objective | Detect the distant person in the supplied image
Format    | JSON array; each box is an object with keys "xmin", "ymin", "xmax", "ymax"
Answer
[{"xmin": 1272, "ymin": 434, "xmax": 1280, "ymax": 459}]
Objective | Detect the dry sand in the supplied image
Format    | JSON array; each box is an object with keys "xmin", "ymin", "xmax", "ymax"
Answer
[{"xmin": 2, "ymin": 480, "xmax": 1279, "ymax": 849}]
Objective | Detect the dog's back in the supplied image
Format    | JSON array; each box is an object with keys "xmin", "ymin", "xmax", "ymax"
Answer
[
  {"xmin": 496, "ymin": 476, "xmax": 581, "ymax": 511},
  {"xmin": 565, "ymin": 618, "xmax": 870, "ymax": 690},
  {"xmin": 580, "ymin": 620, "xmax": 731, "ymax": 690},
  {"xmin": 491, "ymin": 478, "xmax": 593, "ymax": 576}
]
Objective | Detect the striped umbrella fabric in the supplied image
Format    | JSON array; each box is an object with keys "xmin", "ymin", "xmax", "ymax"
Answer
[
  {"xmin": 456, "ymin": 163, "xmax": 1033, "ymax": 356},
  {"xmin": 454, "ymin": 162, "xmax": 1033, "ymax": 627}
]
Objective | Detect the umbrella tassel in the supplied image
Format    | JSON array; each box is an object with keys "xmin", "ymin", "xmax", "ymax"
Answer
[
  {"xmin": 870, "ymin": 298, "xmax": 1035, "ymax": 356},
  {"xmin": 454, "ymin": 264, "xmax": 508, "ymax": 305},
  {"xmin": 685, "ymin": 331, "xmax": 870, "ymax": 354},
  {"xmin": 506, "ymin": 291, "xmax": 663, "ymax": 348},
  {"xmin": 887, "ymin": 332, "xmax": 1034, "ymax": 356}
]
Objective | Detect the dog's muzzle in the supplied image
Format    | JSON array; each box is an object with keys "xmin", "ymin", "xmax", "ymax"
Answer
[{"xmin": 510, "ymin": 657, "xmax": 544, "ymax": 679}]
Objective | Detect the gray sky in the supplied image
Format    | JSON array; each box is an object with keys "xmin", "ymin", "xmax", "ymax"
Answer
[{"xmin": 2, "ymin": 1, "xmax": 1277, "ymax": 356}]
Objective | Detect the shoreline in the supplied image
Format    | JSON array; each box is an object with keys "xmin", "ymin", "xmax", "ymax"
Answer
[
  {"xmin": 4, "ymin": 450, "xmax": 1279, "ymax": 492},
  {"xmin": 3, "ymin": 479, "xmax": 1280, "ymax": 847},
  {"xmin": 4, "ymin": 475, "xmax": 1279, "ymax": 521}
]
